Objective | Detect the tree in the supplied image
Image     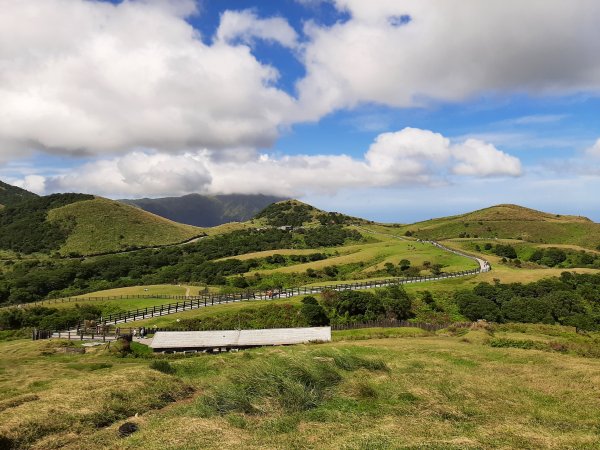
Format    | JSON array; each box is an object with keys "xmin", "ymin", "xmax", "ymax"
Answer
[
  {"xmin": 384, "ymin": 262, "xmax": 396, "ymax": 275},
  {"xmin": 399, "ymin": 259, "xmax": 411, "ymax": 271},
  {"xmin": 455, "ymin": 292, "xmax": 501, "ymax": 322},
  {"xmin": 231, "ymin": 276, "xmax": 249, "ymax": 289},
  {"xmin": 378, "ymin": 285, "xmax": 412, "ymax": 320},
  {"xmin": 300, "ymin": 296, "xmax": 330, "ymax": 326},
  {"xmin": 431, "ymin": 264, "xmax": 443, "ymax": 276}
]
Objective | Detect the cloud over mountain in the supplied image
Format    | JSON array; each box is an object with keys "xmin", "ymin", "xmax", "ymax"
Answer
[{"xmin": 15, "ymin": 128, "xmax": 521, "ymax": 197}]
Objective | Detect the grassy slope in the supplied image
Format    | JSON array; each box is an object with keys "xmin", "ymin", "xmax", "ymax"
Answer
[
  {"xmin": 0, "ymin": 180, "xmax": 38, "ymax": 207},
  {"xmin": 47, "ymin": 197, "xmax": 203, "ymax": 255},
  {"xmin": 226, "ymin": 234, "xmax": 478, "ymax": 279},
  {"xmin": 1, "ymin": 325, "xmax": 599, "ymax": 448},
  {"xmin": 394, "ymin": 204, "xmax": 600, "ymax": 249}
]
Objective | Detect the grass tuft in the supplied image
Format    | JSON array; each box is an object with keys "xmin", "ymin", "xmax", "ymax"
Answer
[{"xmin": 200, "ymin": 350, "xmax": 387, "ymax": 416}]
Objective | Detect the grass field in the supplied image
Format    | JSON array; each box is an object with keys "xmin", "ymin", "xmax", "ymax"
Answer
[
  {"xmin": 23, "ymin": 285, "xmax": 215, "ymax": 311},
  {"xmin": 47, "ymin": 197, "xmax": 202, "ymax": 255},
  {"xmin": 119, "ymin": 296, "xmax": 305, "ymax": 328},
  {"xmin": 1, "ymin": 324, "xmax": 599, "ymax": 449},
  {"xmin": 233, "ymin": 235, "xmax": 479, "ymax": 279}
]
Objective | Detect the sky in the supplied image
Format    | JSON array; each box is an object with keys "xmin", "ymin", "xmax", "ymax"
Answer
[{"xmin": 1, "ymin": 0, "xmax": 599, "ymax": 223}]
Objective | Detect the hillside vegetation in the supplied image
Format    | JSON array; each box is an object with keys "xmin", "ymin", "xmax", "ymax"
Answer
[
  {"xmin": 47, "ymin": 197, "xmax": 202, "ymax": 256},
  {"xmin": 121, "ymin": 193, "xmax": 286, "ymax": 227},
  {"xmin": 255, "ymin": 200, "xmax": 367, "ymax": 227},
  {"xmin": 399, "ymin": 204, "xmax": 600, "ymax": 249},
  {"xmin": 0, "ymin": 180, "xmax": 38, "ymax": 207},
  {"xmin": 0, "ymin": 193, "xmax": 94, "ymax": 253}
]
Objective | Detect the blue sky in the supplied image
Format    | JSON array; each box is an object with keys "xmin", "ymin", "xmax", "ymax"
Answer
[{"xmin": 1, "ymin": 0, "xmax": 599, "ymax": 222}]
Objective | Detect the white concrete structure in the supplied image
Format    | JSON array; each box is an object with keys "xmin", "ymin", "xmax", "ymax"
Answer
[{"xmin": 150, "ymin": 327, "xmax": 331, "ymax": 352}]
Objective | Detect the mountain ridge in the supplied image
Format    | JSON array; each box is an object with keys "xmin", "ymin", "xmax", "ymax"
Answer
[{"xmin": 121, "ymin": 193, "xmax": 287, "ymax": 227}]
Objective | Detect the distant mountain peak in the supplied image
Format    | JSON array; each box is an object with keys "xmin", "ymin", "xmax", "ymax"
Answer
[{"xmin": 120, "ymin": 193, "xmax": 287, "ymax": 227}]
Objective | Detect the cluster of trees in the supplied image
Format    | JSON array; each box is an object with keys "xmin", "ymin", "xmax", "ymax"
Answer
[
  {"xmin": 301, "ymin": 225, "xmax": 362, "ymax": 247},
  {"xmin": 478, "ymin": 242, "xmax": 600, "ymax": 269},
  {"xmin": 172, "ymin": 286, "xmax": 414, "ymax": 331},
  {"xmin": 317, "ymin": 212, "xmax": 356, "ymax": 225},
  {"xmin": 529, "ymin": 247, "xmax": 599, "ymax": 268},
  {"xmin": 491, "ymin": 244, "xmax": 518, "ymax": 259},
  {"xmin": 529, "ymin": 247, "xmax": 567, "ymax": 267},
  {"xmin": 0, "ymin": 227, "xmax": 362, "ymax": 305},
  {"xmin": 320, "ymin": 285, "xmax": 413, "ymax": 324},
  {"xmin": 381, "ymin": 259, "xmax": 442, "ymax": 277},
  {"xmin": 255, "ymin": 202, "xmax": 315, "ymax": 227},
  {"xmin": 0, "ymin": 193, "xmax": 94, "ymax": 253},
  {"xmin": 265, "ymin": 253, "xmax": 327, "ymax": 265},
  {"xmin": 0, "ymin": 304, "xmax": 101, "ymax": 331},
  {"xmin": 455, "ymin": 272, "xmax": 600, "ymax": 330}
]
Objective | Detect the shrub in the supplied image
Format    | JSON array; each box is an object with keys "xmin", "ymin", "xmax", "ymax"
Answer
[{"xmin": 301, "ymin": 296, "xmax": 330, "ymax": 326}]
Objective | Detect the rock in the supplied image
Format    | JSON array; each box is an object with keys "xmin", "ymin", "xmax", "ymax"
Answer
[{"xmin": 118, "ymin": 422, "xmax": 138, "ymax": 437}]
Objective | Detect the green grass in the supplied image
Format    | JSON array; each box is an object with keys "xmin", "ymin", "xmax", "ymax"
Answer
[
  {"xmin": 237, "ymin": 235, "xmax": 478, "ymax": 279},
  {"xmin": 2, "ymin": 324, "xmax": 599, "ymax": 448},
  {"xmin": 120, "ymin": 296, "xmax": 305, "ymax": 328},
  {"xmin": 47, "ymin": 197, "xmax": 203, "ymax": 255}
]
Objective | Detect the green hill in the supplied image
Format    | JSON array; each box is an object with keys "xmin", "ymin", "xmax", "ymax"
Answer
[
  {"xmin": 0, "ymin": 193, "xmax": 203, "ymax": 256},
  {"xmin": 47, "ymin": 197, "xmax": 203, "ymax": 255},
  {"xmin": 400, "ymin": 204, "xmax": 600, "ymax": 249},
  {"xmin": 255, "ymin": 199, "xmax": 368, "ymax": 227},
  {"xmin": 121, "ymin": 193, "xmax": 286, "ymax": 227},
  {"xmin": 0, "ymin": 180, "xmax": 38, "ymax": 208}
]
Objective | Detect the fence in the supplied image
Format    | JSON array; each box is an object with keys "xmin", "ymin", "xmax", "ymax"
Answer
[{"xmin": 96, "ymin": 268, "xmax": 482, "ymax": 325}]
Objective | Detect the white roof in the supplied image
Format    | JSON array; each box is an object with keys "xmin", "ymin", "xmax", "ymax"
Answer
[{"xmin": 150, "ymin": 327, "xmax": 331, "ymax": 350}]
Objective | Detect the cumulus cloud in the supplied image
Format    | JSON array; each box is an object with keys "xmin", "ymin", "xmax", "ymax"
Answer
[
  {"xmin": 295, "ymin": 0, "xmax": 600, "ymax": 119},
  {"xmin": 452, "ymin": 140, "xmax": 522, "ymax": 177},
  {"xmin": 16, "ymin": 128, "xmax": 521, "ymax": 198},
  {"xmin": 216, "ymin": 10, "xmax": 298, "ymax": 48},
  {"xmin": 0, "ymin": 0, "xmax": 294, "ymax": 158}
]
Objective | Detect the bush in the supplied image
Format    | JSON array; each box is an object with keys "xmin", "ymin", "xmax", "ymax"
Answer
[
  {"xmin": 494, "ymin": 244, "xmax": 517, "ymax": 259},
  {"xmin": 300, "ymin": 296, "xmax": 330, "ymax": 326}
]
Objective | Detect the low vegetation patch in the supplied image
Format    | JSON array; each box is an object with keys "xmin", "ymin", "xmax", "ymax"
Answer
[{"xmin": 198, "ymin": 350, "xmax": 388, "ymax": 416}]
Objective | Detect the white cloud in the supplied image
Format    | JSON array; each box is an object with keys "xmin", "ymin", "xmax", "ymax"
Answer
[
  {"xmin": 452, "ymin": 139, "xmax": 522, "ymax": 177},
  {"xmin": 43, "ymin": 151, "xmax": 213, "ymax": 197},
  {"xmin": 0, "ymin": 0, "xmax": 295, "ymax": 158},
  {"xmin": 216, "ymin": 10, "xmax": 298, "ymax": 48},
  {"xmin": 295, "ymin": 0, "xmax": 600, "ymax": 119},
  {"xmin": 14, "ymin": 175, "xmax": 47, "ymax": 195},
  {"xmin": 585, "ymin": 139, "xmax": 600, "ymax": 158},
  {"xmin": 15, "ymin": 128, "xmax": 521, "ymax": 198}
]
